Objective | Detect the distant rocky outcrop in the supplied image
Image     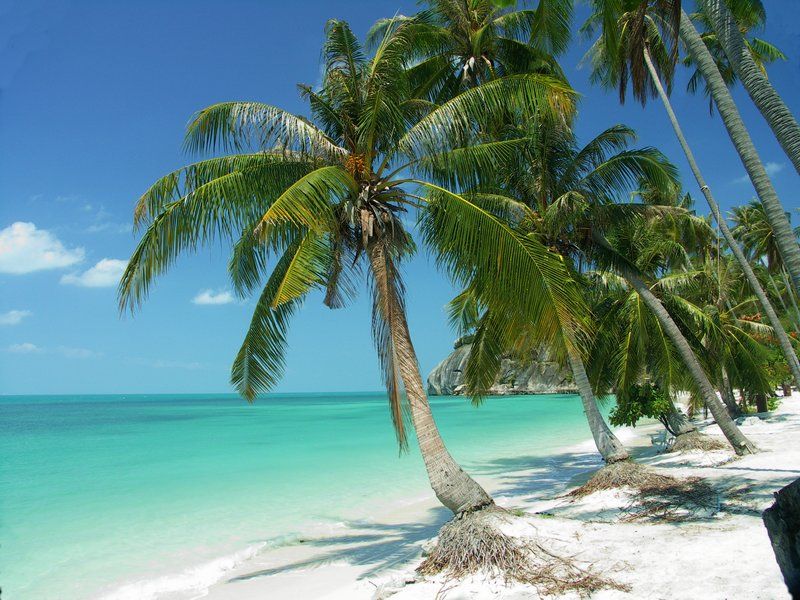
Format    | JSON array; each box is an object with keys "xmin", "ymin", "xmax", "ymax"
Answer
[{"xmin": 426, "ymin": 336, "xmax": 577, "ymax": 396}]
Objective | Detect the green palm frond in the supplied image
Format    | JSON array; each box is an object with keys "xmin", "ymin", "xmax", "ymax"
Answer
[
  {"xmin": 230, "ymin": 232, "xmax": 333, "ymax": 400},
  {"xmin": 399, "ymin": 74, "xmax": 576, "ymax": 157},
  {"xmin": 579, "ymin": 148, "xmax": 678, "ymax": 199},
  {"xmin": 415, "ymin": 138, "xmax": 535, "ymax": 190},
  {"xmin": 369, "ymin": 240, "xmax": 412, "ymax": 450},
  {"xmin": 255, "ymin": 166, "xmax": 356, "ymax": 237},
  {"xmin": 121, "ymin": 161, "xmax": 308, "ymax": 313},
  {"xmin": 447, "ymin": 287, "xmax": 481, "ymax": 335},
  {"xmin": 183, "ymin": 102, "xmax": 345, "ymax": 157},
  {"xmin": 528, "ymin": 0, "xmax": 574, "ymax": 57},
  {"xmin": 134, "ymin": 154, "xmax": 312, "ymax": 227},
  {"xmin": 418, "ymin": 182, "xmax": 589, "ymax": 368}
]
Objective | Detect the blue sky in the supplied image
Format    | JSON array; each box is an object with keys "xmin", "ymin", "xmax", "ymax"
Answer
[{"xmin": 1, "ymin": 0, "xmax": 798, "ymax": 395}]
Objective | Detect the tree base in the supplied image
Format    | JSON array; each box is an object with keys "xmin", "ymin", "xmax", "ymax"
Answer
[
  {"xmin": 568, "ymin": 460, "xmax": 672, "ymax": 497},
  {"xmin": 567, "ymin": 460, "xmax": 718, "ymax": 522},
  {"xmin": 417, "ymin": 506, "xmax": 624, "ymax": 595},
  {"xmin": 668, "ymin": 430, "xmax": 728, "ymax": 453}
]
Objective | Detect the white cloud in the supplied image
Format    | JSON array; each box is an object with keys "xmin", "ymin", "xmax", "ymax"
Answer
[
  {"xmin": 57, "ymin": 346, "xmax": 102, "ymax": 359},
  {"xmin": 192, "ymin": 289, "xmax": 235, "ymax": 305},
  {"xmin": 4, "ymin": 342, "xmax": 101, "ymax": 358},
  {"xmin": 129, "ymin": 357, "xmax": 204, "ymax": 370},
  {"xmin": 733, "ymin": 161, "xmax": 784, "ymax": 184},
  {"xmin": 7, "ymin": 342, "xmax": 41, "ymax": 354},
  {"xmin": 60, "ymin": 258, "xmax": 127, "ymax": 288},
  {"xmin": 85, "ymin": 222, "xmax": 132, "ymax": 234},
  {"xmin": 0, "ymin": 310, "xmax": 32, "ymax": 326},
  {"xmin": 0, "ymin": 222, "xmax": 85, "ymax": 274}
]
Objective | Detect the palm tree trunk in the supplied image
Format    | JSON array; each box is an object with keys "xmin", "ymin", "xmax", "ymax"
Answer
[
  {"xmin": 591, "ymin": 231, "xmax": 757, "ymax": 455},
  {"xmin": 766, "ymin": 268, "xmax": 800, "ymax": 338},
  {"xmin": 781, "ymin": 267, "xmax": 800, "ymax": 335},
  {"xmin": 665, "ymin": 401, "xmax": 697, "ymax": 436},
  {"xmin": 698, "ymin": 0, "xmax": 800, "ymax": 177},
  {"xmin": 643, "ymin": 45, "xmax": 800, "ymax": 391},
  {"xmin": 679, "ymin": 10, "xmax": 800, "ymax": 298},
  {"xmin": 367, "ymin": 244, "xmax": 493, "ymax": 514},
  {"xmin": 566, "ymin": 347, "xmax": 629, "ymax": 463},
  {"xmin": 721, "ymin": 367, "xmax": 740, "ymax": 418}
]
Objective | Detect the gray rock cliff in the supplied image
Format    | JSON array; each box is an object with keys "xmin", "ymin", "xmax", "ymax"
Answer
[{"xmin": 427, "ymin": 336, "xmax": 577, "ymax": 396}]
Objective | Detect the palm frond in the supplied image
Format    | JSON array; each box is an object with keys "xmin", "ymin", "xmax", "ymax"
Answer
[{"xmin": 230, "ymin": 232, "xmax": 332, "ymax": 400}]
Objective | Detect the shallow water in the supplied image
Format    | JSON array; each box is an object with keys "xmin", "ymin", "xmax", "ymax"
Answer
[{"xmin": 0, "ymin": 392, "xmax": 610, "ymax": 599}]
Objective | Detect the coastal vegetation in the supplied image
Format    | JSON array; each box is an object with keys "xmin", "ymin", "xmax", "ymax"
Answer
[{"xmin": 120, "ymin": 0, "xmax": 800, "ymax": 593}]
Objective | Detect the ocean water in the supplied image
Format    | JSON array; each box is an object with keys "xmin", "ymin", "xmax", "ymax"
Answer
[{"xmin": 0, "ymin": 392, "xmax": 608, "ymax": 599}]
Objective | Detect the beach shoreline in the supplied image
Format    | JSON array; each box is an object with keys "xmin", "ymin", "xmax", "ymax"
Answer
[{"xmin": 193, "ymin": 397, "xmax": 798, "ymax": 600}]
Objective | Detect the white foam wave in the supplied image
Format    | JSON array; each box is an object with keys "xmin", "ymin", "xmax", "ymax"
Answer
[{"xmin": 97, "ymin": 535, "xmax": 300, "ymax": 600}]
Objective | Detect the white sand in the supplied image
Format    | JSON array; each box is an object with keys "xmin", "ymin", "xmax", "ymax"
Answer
[{"xmin": 202, "ymin": 395, "xmax": 800, "ymax": 600}]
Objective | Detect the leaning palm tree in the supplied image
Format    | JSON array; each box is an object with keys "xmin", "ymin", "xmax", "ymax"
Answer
[
  {"xmin": 693, "ymin": 0, "xmax": 800, "ymax": 176},
  {"xmin": 682, "ymin": 0, "xmax": 786, "ymax": 115},
  {"xmin": 678, "ymin": 8, "xmax": 800, "ymax": 296},
  {"xmin": 481, "ymin": 117, "xmax": 756, "ymax": 454},
  {"xmin": 119, "ymin": 19, "xmax": 591, "ymax": 577},
  {"xmin": 367, "ymin": 0, "xmax": 573, "ymax": 101},
  {"xmin": 449, "ymin": 122, "xmax": 737, "ymax": 458},
  {"xmin": 583, "ymin": 0, "xmax": 800, "ymax": 390},
  {"xmin": 733, "ymin": 201, "xmax": 800, "ymax": 337}
]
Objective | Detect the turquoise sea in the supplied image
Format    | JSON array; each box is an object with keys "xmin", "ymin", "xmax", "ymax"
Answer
[{"xmin": 0, "ymin": 392, "xmax": 607, "ymax": 599}]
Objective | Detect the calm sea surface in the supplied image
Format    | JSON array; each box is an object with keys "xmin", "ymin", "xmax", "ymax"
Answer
[{"xmin": 0, "ymin": 392, "xmax": 608, "ymax": 599}]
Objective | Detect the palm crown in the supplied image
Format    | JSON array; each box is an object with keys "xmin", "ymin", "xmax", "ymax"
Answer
[{"xmin": 367, "ymin": 0, "xmax": 573, "ymax": 102}]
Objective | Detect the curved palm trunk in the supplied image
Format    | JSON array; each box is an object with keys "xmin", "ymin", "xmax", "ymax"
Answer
[
  {"xmin": 721, "ymin": 367, "xmax": 741, "ymax": 418},
  {"xmin": 781, "ymin": 267, "xmax": 800, "ymax": 336},
  {"xmin": 367, "ymin": 244, "xmax": 493, "ymax": 514},
  {"xmin": 592, "ymin": 231, "xmax": 757, "ymax": 455},
  {"xmin": 767, "ymin": 268, "xmax": 800, "ymax": 338},
  {"xmin": 665, "ymin": 401, "xmax": 697, "ymax": 436},
  {"xmin": 566, "ymin": 347, "xmax": 629, "ymax": 463},
  {"xmin": 698, "ymin": 0, "xmax": 800, "ymax": 176},
  {"xmin": 679, "ymin": 11, "xmax": 800, "ymax": 298},
  {"xmin": 643, "ymin": 45, "xmax": 800, "ymax": 391}
]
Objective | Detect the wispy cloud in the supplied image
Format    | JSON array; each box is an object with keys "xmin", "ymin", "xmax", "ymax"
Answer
[
  {"xmin": 129, "ymin": 357, "xmax": 205, "ymax": 370},
  {"xmin": 192, "ymin": 289, "xmax": 235, "ymax": 305},
  {"xmin": 57, "ymin": 346, "xmax": 102, "ymax": 359},
  {"xmin": 0, "ymin": 310, "xmax": 32, "ymax": 326},
  {"xmin": 732, "ymin": 161, "xmax": 784, "ymax": 184},
  {"xmin": 0, "ymin": 222, "xmax": 85, "ymax": 274},
  {"xmin": 6, "ymin": 342, "xmax": 41, "ymax": 354},
  {"xmin": 85, "ymin": 222, "xmax": 132, "ymax": 234},
  {"xmin": 4, "ymin": 342, "xmax": 101, "ymax": 358},
  {"xmin": 61, "ymin": 258, "xmax": 127, "ymax": 288}
]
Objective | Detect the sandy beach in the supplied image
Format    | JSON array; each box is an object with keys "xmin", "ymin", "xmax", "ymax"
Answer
[{"xmin": 202, "ymin": 396, "xmax": 799, "ymax": 600}]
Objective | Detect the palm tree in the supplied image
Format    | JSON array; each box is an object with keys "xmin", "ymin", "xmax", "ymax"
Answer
[
  {"xmin": 678, "ymin": 8, "xmax": 800, "ymax": 297},
  {"xmin": 367, "ymin": 0, "xmax": 573, "ymax": 101},
  {"xmin": 119, "ymin": 20, "xmax": 585, "ymax": 516},
  {"xmin": 583, "ymin": 0, "xmax": 800, "ymax": 390},
  {"xmin": 682, "ymin": 0, "xmax": 786, "ymax": 115},
  {"xmin": 451, "ymin": 123, "xmax": 729, "ymax": 457},
  {"xmin": 693, "ymin": 0, "xmax": 800, "ymax": 176},
  {"xmin": 732, "ymin": 201, "xmax": 800, "ymax": 337},
  {"xmin": 590, "ymin": 228, "xmax": 757, "ymax": 454}
]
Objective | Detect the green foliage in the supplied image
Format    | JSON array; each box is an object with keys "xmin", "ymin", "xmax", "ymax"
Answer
[
  {"xmin": 121, "ymin": 16, "xmax": 587, "ymax": 450},
  {"xmin": 608, "ymin": 383, "xmax": 674, "ymax": 428}
]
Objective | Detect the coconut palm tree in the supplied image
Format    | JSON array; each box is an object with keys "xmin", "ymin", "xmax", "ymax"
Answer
[
  {"xmin": 119, "ymin": 19, "xmax": 586, "ymax": 516},
  {"xmin": 693, "ymin": 0, "xmax": 800, "ymax": 176},
  {"xmin": 582, "ymin": 0, "xmax": 800, "ymax": 390},
  {"xmin": 682, "ymin": 0, "xmax": 786, "ymax": 115},
  {"xmin": 448, "ymin": 122, "xmax": 739, "ymax": 457},
  {"xmin": 367, "ymin": 0, "xmax": 573, "ymax": 101},
  {"xmin": 732, "ymin": 201, "xmax": 800, "ymax": 337},
  {"xmin": 678, "ymin": 8, "xmax": 800, "ymax": 297}
]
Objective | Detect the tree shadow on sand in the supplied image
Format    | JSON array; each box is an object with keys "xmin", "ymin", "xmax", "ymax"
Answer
[{"xmin": 226, "ymin": 507, "xmax": 451, "ymax": 583}]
